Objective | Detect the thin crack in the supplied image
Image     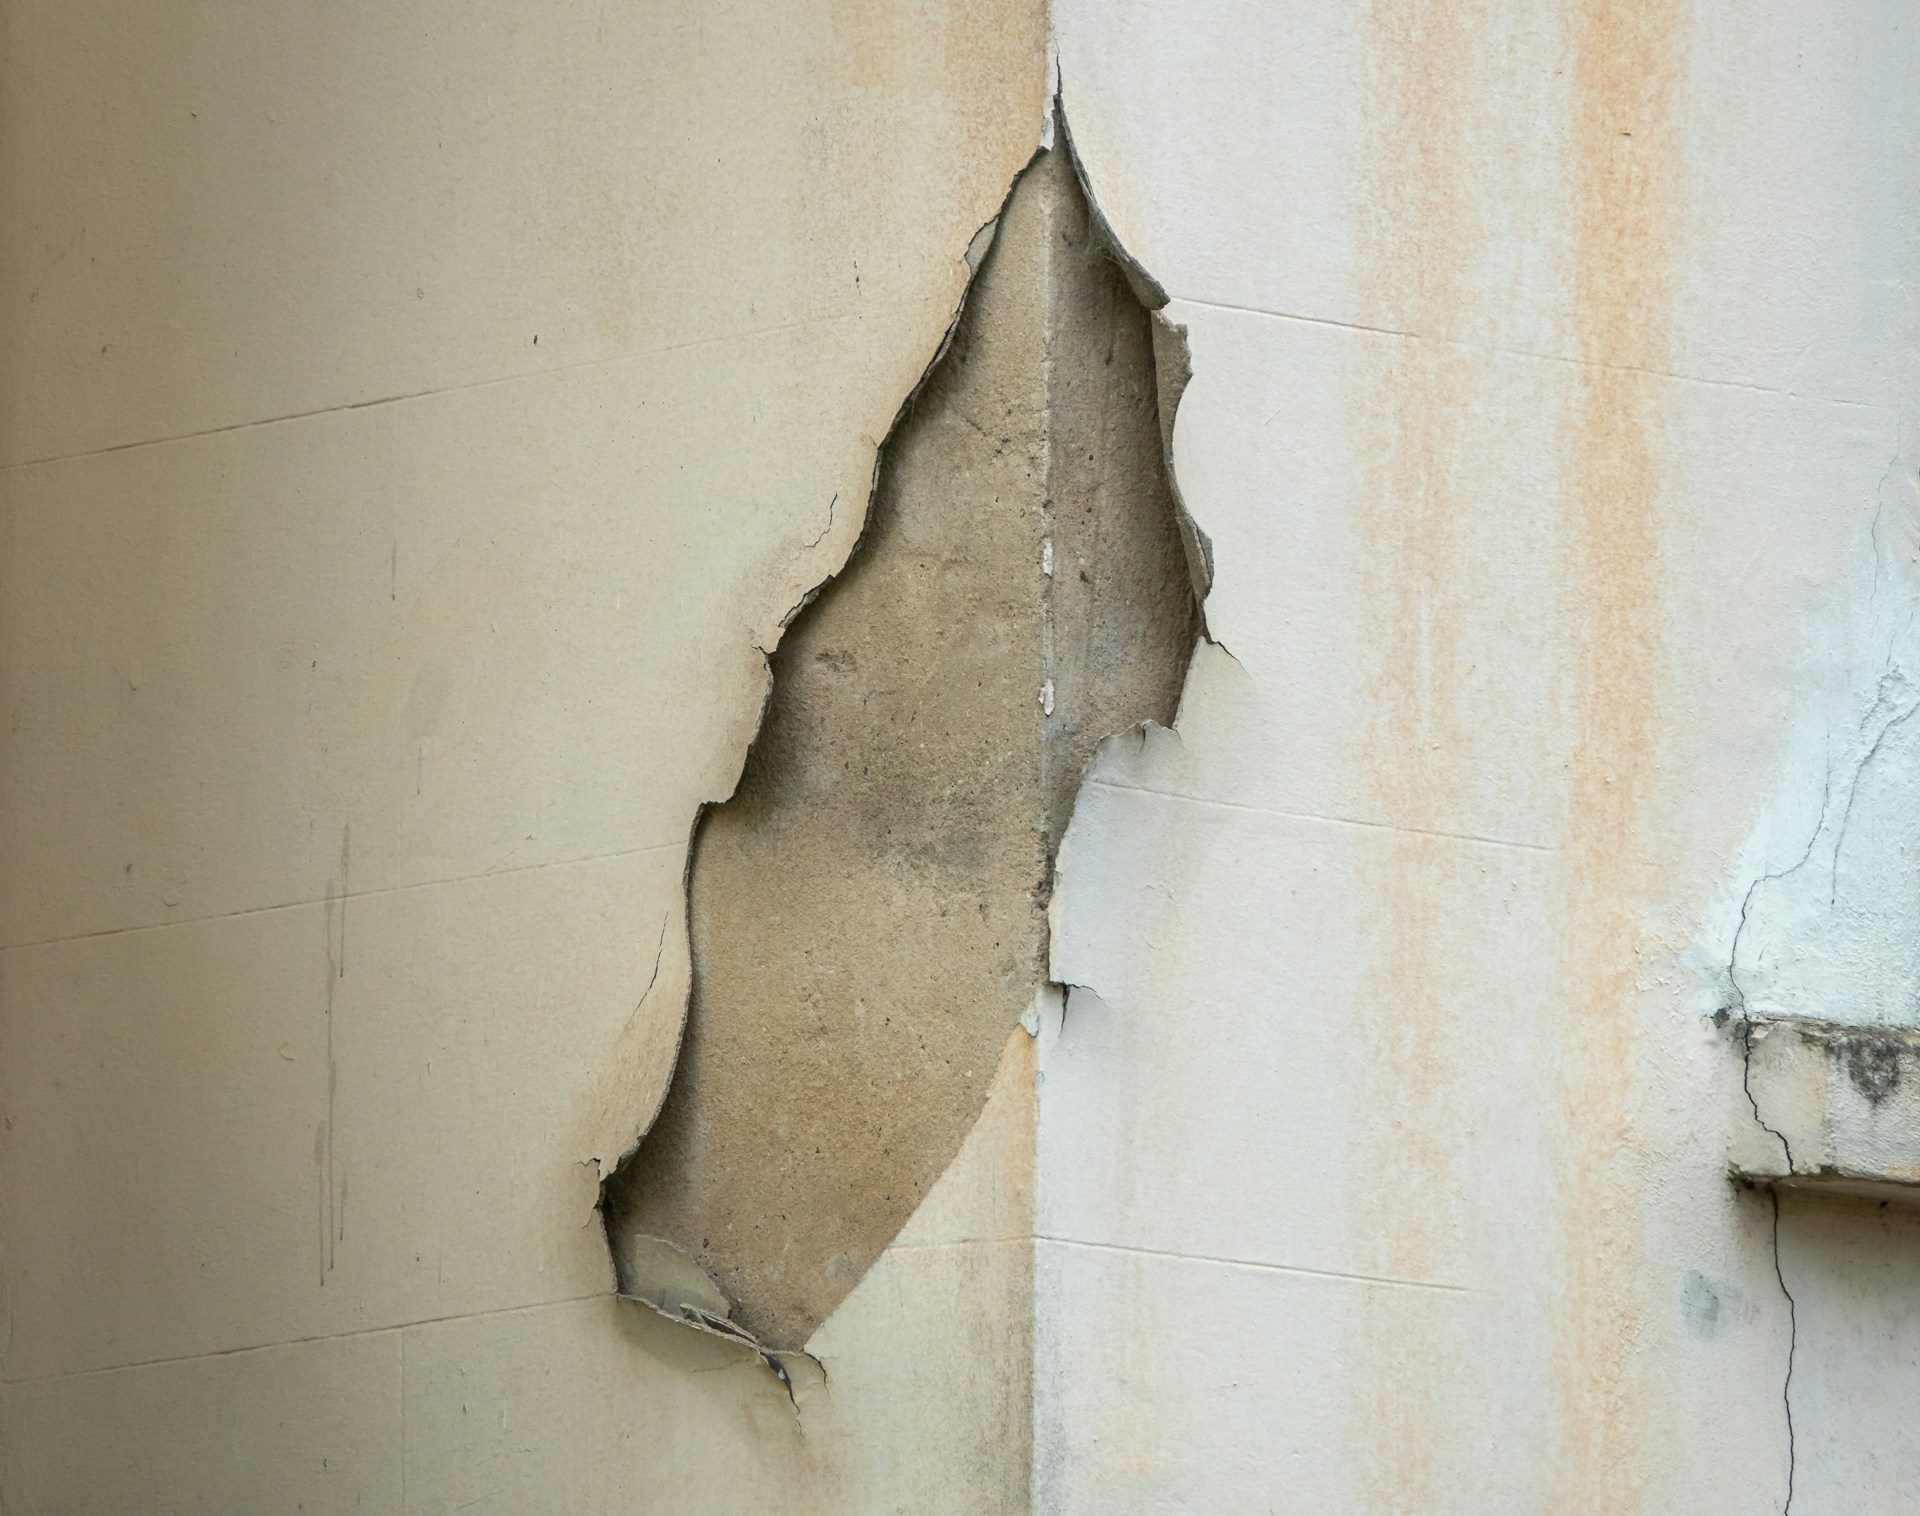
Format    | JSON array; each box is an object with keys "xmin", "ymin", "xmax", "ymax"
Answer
[
  {"xmin": 800, "ymin": 493, "xmax": 838, "ymax": 553},
  {"xmin": 1830, "ymin": 683, "xmax": 1920, "ymax": 904},
  {"xmin": 1720, "ymin": 670, "xmax": 1920, "ymax": 1165},
  {"xmin": 1737, "ymin": 1013, "xmax": 1795, "ymax": 1172},
  {"xmin": 1725, "ymin": 783, "xmax": 1827, "ymax": 1027},
  {"xmin": 1769, "ymin": 1189, "xmax": 1798, "ymax": 1515},
  {"xmin": 1728, "ymin": 852, "xmax": 1811, "ymax": 1173}
]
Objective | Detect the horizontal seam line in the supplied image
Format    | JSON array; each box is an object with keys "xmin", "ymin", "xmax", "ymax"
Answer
[
  {"xmin": 1, "ymin": 299, "xmax": 934, "ymax": 473},
  {"xmin": 1037, "ymin": 1236, "xmax": 1473, "ymax": 1294},
  {"xmin": 882, "ymin": 1236, "xmax": 1031, "ymax": 1252},
  {"xmin": 2, "ymin": 1292, "xmax": 609, "ymax": 1388},
  {"xmin": 1088, "ymin": 779, "xmax": 1555, "ymax": 854},
  {"xmin": 1174, "ymin": 296, "xmax": 1893, "ymax": 409},
  {"xmin": 0, "ymin": 841, "xmax": 682, "ymax": 951}
]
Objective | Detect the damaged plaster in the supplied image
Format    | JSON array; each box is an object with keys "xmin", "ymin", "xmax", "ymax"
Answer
[
  {"xmin": 11, "ymin": 0, "xmax": 1920, "ymax": 1509},
  {"xmin": 604, "ymin": 136, "xmax": 1197, "ymax": 1350},
  {"xmin": 1722, "ymin": 454, "xmax": 1920, "ymax": 1203}
]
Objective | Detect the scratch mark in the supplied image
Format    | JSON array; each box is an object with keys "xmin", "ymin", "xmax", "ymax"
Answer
[
  {"xmin": 320, "ymin": 826, "xmax": 348, "ymax": 1283},
  {"xmin": 3, "ymin": 301, "xmax": 942, "ymax": 475},
  {"xmin": 3, "ymin": 840, "xmax": 683, "ymax": 953},
  {"xmin": 3, "ymin": 1293, "xmax": 611, "ymax": 1388},
  {"xmin": 1186, "ymin": 296, "xmax": 1892, "ymax": 413}
]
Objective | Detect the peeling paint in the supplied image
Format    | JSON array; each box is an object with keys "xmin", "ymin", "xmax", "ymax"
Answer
[{"xmin": 605, "ymin": 129, "xmax": 1197, "ymax": 1352}]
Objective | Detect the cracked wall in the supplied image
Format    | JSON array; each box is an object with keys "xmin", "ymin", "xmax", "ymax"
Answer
[
  {"xmin": 606, "ymin": 140, "xmax": 1197, "ymax": 1350},
  {"xmin": 6, "ymin": 2, "xmax": 1920, "ymax": 1511},
  {"xmin": 1040, "ymin": 2, "xmax": 1920, "ymax": 1512}
]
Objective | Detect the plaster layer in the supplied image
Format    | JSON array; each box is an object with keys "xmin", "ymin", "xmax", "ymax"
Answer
[{"xmin": 608, "ymin": 142, "xmax": 1195, "ymax": 1349}]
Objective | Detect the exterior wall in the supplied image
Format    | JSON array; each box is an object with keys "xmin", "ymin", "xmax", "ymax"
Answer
[
  {"xmin": 1041, "ymin": 2, "xmax": 1919, "ymax": 1511},
  {"xmin": 4, "ymin": 2, "xmax": 1918, "ymax": 1513},
  {"xmin": 0, "ymin": 4, "xmax": 1048, "ymax": 1510}
]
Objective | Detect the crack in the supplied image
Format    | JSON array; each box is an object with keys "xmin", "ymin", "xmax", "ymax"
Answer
[
  {"xmin": 1768, "ymin": 1189, "xmax": 1798, "ymax": 1515},
  {"xmin": 1828, "ymin": 678, "xmax": 1920, "ymax": 905},
  {"xmin": 1727, "ymin": 832, "xmax": 1803, "ymax": 1173},
  {"xmin": 1723, "ymin": 656, "xmax": 1920, "ymax": 1161},
  {"xmin": 1726, "ymin": 822, "xmax": 1821, "ymax": 1173},
  {"xmin": 1865, "ymin": 449, "xmax": 1917, "ymax": 654},
  {"xmin": 611, "ymin": 915, "xmax": 672, "ymax": 1046},
  {"xmin": 799, "ymin": 493, "xmax": 838, "ymax": 553},
  {"xmin": 1737, "ymin": 1014, "xmax": 1795, "ymax": 1172},
  {"xmin": 1724, "ymin": 773, "xmax": 1827, "ymax": 1005}
]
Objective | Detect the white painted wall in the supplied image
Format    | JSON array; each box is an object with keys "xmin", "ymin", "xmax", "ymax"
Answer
[{"xmin": 1044, "ymin": 3, "xmax": 1919, "ymax": 1510}]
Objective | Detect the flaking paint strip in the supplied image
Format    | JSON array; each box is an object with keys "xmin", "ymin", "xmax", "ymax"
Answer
[
  {"xmin": 603, "ymin": 94, "xmax": 1205, "ymax": 1372},
  {"xmin": 1055, "ymin": 88, "xmax": 1220, "ymax": 642},
  {"xmin": 595, "ymin": 145, "xmax": 1050, "ymax": 1388}
]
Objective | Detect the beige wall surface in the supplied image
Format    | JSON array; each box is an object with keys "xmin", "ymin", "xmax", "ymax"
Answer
[{"xmin": 1, "ymin": 3, "xmax": 1048, "ymax": 1510}]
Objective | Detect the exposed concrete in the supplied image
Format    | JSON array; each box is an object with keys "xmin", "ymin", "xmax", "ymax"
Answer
[
  {"xmin": 605, "ymin": 142, "xmax": 1197, "ymax": 1349},
  {"xmin": 1734, "ymin": 1017, "xmax": 1920, "ymax": 1202}
]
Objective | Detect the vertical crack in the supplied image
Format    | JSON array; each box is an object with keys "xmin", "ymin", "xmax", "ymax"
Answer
[
  {"xmin": 1768, "ymin": 1189, "xmax": 1798, "ymax": 1515},
  {"xmin": 1736, "ymin": 1012, "xmax": 1795, "ymax": 1174}
]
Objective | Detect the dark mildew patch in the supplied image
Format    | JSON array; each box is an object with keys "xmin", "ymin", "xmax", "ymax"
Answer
[{"xmin": 1841, "ymin": 1034, "xmax": 1903, "ymax": 1104}]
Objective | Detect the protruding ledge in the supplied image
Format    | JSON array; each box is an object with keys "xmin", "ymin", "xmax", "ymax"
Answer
[{"xmin": 1733, "ymin": 1016, "xmax": 1920, "ymax": 1203}]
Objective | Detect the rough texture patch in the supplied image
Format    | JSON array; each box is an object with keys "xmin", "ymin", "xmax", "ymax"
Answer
[
  {"xmin": 1734, "ymin": 1017, "xmax": 1920, "ymax": 1200},
  {"xmin": 606, "ymin": 144, "xmax": 1197, "ymax": 1349}
]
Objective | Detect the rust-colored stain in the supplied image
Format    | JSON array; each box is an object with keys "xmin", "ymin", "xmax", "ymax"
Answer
[
  {"xmin": 1349, "ymin": 1, "xmax": 1679, "ymax": 1509},
  {"xmin": 1350, "ymin": 2, "xmax": 1504, "ymax": 1507},
  {"xmin": 804, "ymin": 0, "xmax": 1052, "ymax": 278},
  {"xmin": 1549, "ymin": 2, "xmax": 1678, "ymax": 1510}
]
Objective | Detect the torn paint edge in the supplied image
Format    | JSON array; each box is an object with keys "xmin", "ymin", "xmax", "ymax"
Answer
[
  {"xmin": 1039, "ymin": 84, "xmax": 1227, "ymax": 1013},
  {"xmin": 1054, "ymin": 87, "xmax": 1219, "ymax": 641},
  {"xmin": 615, "ymin": 1291, "xmax": 811, "ymax": 1405},
  {"xmin": 594, "ymin": 143, "xmax": 1055, "ymax": 1387},
  {"xmin": 602, "ymin": 91, "xmax": 1217, "ymax": 1383}
]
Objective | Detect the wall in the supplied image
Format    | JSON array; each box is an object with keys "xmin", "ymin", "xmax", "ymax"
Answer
[
  {"xmin": 1041, "ymin": 2, "xmax": 1918, "ymax": 1511},
  {"xmin": 0, "ymin": 4, "xmax": 1050, "ymax": 1510},
  {"xmin": 5, "ymin": 2, "xmax": 1918, "ymax": 1512}
]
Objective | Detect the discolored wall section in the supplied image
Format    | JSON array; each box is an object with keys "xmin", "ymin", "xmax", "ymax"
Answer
[{"xmin": 607, "ymin": 142, "xmax": 1197, "ymax": 1349}]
